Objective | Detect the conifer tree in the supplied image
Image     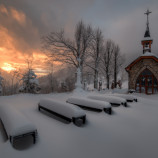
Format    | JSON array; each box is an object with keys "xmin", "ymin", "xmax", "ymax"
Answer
[{"xmin": 19, "ymin": 69, "xmax": 40, "ymax": 93}]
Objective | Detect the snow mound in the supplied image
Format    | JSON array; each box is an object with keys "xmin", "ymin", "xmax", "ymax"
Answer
[
  {"xmin": 88, "ymin": 95, "xmax": 126, "ymax": 105},
  {"xmin": 67, "ymin": 97, "xmax": 111, "ymax": 110},
  {"xmin": 0, "ymin": 104, "xmax": 36, "ymax": 137},
  {"xmin": 39, "ymin": 98, "xmax": 86, "ymax": 118}
]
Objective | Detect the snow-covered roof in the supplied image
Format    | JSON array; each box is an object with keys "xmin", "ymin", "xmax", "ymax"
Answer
[
  {"xmin": 126, "ymin": 51, "xmax": 158, "ymax": 71},
  {"xmin": 142, "ymin": 37, "xmax": 153, "ymax": 41},
  {"xmin": 141, "ymin": 51, "xmax": 158, "ymax": 58}
]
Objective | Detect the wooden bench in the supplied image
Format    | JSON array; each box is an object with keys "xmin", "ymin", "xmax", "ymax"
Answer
[
  {"xmin": 88, "ymin": 95, "xmax": 127, "ymax": 107},
  {"xmin": 38, "ymin": 99, "xmax": 86, "ymax": 126},
  {"xmin": 67, "ymin": 97, "xmax": 112, "ymax": 115},
  {"xmin": 0, "ymin": 105, "xmax": 37, "ymax": 146},
  {"xmin": 110, "ymin": 93, "xmax": 138, "ymax": 103}
]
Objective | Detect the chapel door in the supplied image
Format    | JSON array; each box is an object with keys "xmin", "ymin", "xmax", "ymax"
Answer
[{"xmin": 135, "ymin": 69, "xmax": 158, "ymax": 94}]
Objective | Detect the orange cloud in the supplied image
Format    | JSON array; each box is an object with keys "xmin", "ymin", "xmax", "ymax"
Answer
[
  {"xmin": 10, "ymin": 7, "xmax": 26, "ymax": 26},
  {"xmin": 0, "ymin": 26, "xmax": 17, "ymax": 67},
  {"xmin": 0, "ymin": 25, "xmax": 49, "ymax": 75},
  {"xmin": 0, "ymin": 5, "xmax": 8, "ymax": 15},
  {"xmin": 0, "ymin": 6, "xmax": 61, "ymax": 76}
]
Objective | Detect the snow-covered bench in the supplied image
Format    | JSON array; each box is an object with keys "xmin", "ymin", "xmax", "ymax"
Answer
[
  {"xmin": 0, "ymin": 105, "xmax": 37, "ymax": 146},
  {"xmin": 128, "ymin": 89, "xmax": 136, "ymax": 94},
  {"xmin": 87, "ymin": 95, "xmax": 127, "ymax": 107},
  {"xmin": 38, "ymin": 99, "xmax": 86, "ymax": 126},
  {"xmin": 66, "ymin": 97, "xmax": 112, "ymax": 114},
  {"xmin": 110, "ymin": 93, "xmax": 138, "ymax": 102}
]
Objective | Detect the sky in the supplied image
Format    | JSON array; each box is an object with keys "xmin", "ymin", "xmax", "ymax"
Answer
[{"xmin": 0, "ymin": 0, "xmax": 158, "ymax": 75}]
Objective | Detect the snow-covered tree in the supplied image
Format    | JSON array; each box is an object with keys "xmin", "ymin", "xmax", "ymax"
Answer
[
  {"xmin": 19, "ymin": 69, "xmax": 40, "ymax": 94},
  {"xmin": 0, "ymin": 73, "xmax": 4, "ymax": 95}
]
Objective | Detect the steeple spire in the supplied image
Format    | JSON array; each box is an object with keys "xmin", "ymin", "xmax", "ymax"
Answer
[
  {"xmin": 144, "ymin": 9, "xmax": 152, "ymax": 37},
  {"xmin": 141, "ymin": 9, "xmax": 153, "ymax": 54}
]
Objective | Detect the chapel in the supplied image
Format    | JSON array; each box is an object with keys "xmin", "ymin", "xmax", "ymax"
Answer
[{"xmin": 125, "ymin": 9, "xmax": 158, "ymax": 94}]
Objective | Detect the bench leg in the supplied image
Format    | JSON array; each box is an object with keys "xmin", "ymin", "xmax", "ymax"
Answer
[
  {"xmin": 134, "ymin": 99, "xmax": 138, "ymax": 102},
  {"xmin": 72, "ymin": 118, "xmax": 76, "ymax": 124},
  {"xmin": 10, "ymin": 136, "xmax": 14, "ymax": 146},
  {"xmin": 104, "ymin": 107, "xmax": 112, "ymax": 115},
  {"xmin": 32, "ymin": 131, "xmax": 37, "ymax": 144},
  {"xmin": 38, "ymin": 105, "xmax": 41, "ymax": 111},
  {"xmin": 73, "ymin": 116, "xmax": 86, "ymax": 126},
  {"xmin": 124, "ymin": 102, "xmax": 127, "ymax": 107},
  {"xmin": 83, "ymin": 116, "xmax": 86, "ymax": 124},
  {"xmin": 32, "ymin": 133, "xmax": 35, "ymax": 144}
]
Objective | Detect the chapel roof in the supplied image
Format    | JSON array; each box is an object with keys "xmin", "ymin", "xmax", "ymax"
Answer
[{"xmin": 125, "ymin": 52, "xmax": 158, "ymax": 72}]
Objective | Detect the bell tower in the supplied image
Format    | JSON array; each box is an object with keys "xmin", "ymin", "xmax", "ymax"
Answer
[{"xmin": 141, "ymin": 9, "xmax": 153, "ymax": 53}]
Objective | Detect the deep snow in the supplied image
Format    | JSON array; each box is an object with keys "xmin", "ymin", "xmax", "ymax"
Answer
[{"xmin": 0, "ymin": 92, "xmax": 158, "ymax": 158}]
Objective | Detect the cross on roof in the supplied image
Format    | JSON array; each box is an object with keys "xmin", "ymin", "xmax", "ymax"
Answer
[
  {"xmin": 143, "ymin": 9, "xmax": 152, "ymax": 38},
  {"xmin": 144, "ymin": 9, "xmax": 152, "ymax": 16},
  {"xmin": 144, "ymin": 9, "xmax": 152, "ymax": 26}
]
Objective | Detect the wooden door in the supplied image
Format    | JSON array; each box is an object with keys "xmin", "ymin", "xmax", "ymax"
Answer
[{"xmin": 135, "ymin": 69, "xmax": 158, "ymax": 94}]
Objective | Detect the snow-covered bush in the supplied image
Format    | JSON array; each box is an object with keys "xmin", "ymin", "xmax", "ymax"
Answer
[
  {"xmin": 19, "ymin": 69, "xmax": 40, "ymax": 94},
  {"xmin": 0, "ymin": 73, "xmax": 4, "ymax": 95}
]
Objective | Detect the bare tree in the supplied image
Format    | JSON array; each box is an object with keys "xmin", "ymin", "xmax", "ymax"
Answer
[
  {"xmin": 47, "ymin": 61, "xmax": 56, "ymax": 92},
  {"xmin": 112, "ymin": 45, "xmax": 123, "ymax": 88},
  {"xmin": 86, "ymin": 28, "xmax": 104, "ymax": 90},
  {"xmin": 1, "ymin": 79, "xmax": 9, "ymax": 96},
  {"xmin": 10, "ymin": 69, "xmax": 21, "ymax": 94},
  {"xmin": 101, "ymin": 40, "xmax": 115, "ymax": 89},
  {"xmin": 42, "ymin": 21, "xmax": 92, "ymax": 90}
]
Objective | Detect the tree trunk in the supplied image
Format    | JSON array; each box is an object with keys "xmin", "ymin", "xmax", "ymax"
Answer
[
  {"xmin": 114, "ymin": 54, "xmax": 117, "ymax": 88},
  {"xmin": 106, "ymin": 74, "xmax": 110, "ymax": 89},
  {"xmin": 94, "ymin": 69, "xmax": 98, "ymax": 89}
]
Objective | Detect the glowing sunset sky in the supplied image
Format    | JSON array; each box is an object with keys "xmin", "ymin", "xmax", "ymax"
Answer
[
  {"xmin": 0, "ymin": 0, "xmax": 158, "ymax": 75},
  {"xmin": 0, "ymin": 4, "xmax": 48, "ymax": 74}
]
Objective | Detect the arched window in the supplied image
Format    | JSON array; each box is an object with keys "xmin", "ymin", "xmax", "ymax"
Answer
[{"xmin": 135, "ymin": 69, "xmax": 158, "ymax": 94}]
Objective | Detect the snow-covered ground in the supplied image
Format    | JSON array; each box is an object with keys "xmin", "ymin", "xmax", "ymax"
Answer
[{"xmin": 0, "ymin": 92, "xmax": 158, "ymax": 158}]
